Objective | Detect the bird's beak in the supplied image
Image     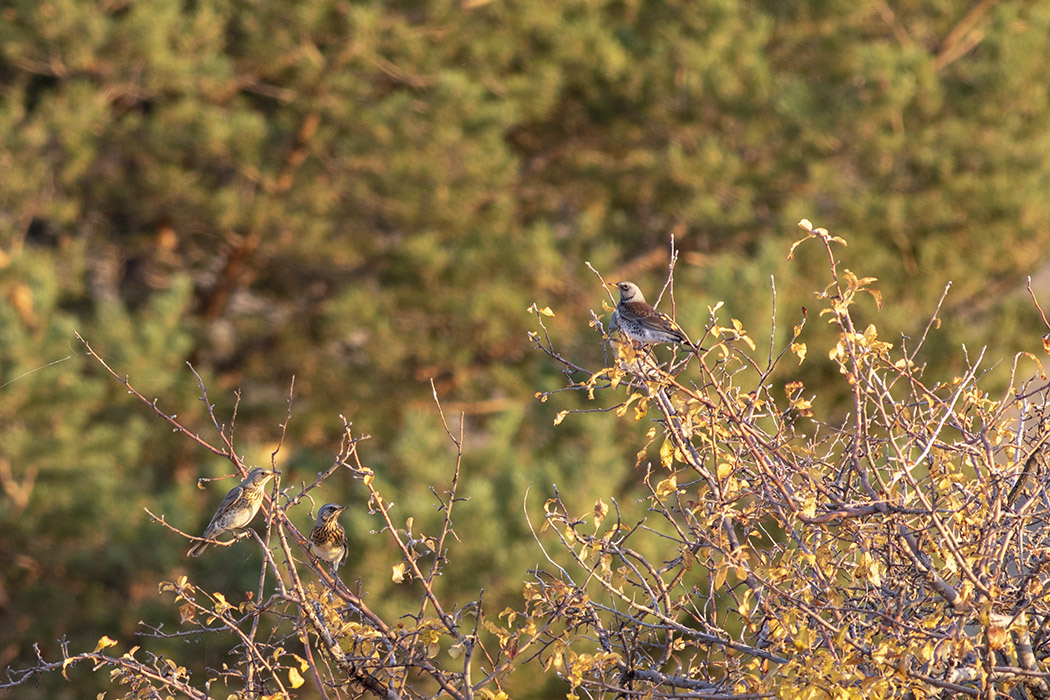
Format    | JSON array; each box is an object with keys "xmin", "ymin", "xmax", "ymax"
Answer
[{"xmin": 606, "ymin": 282, "xmax": 617, "ymax": 288}]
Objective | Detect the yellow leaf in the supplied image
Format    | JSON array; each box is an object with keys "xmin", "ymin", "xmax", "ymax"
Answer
[
  {"xmin": 790, "ymin": 342, "xmax": 807, "ymax": 364},
  {"xmin": 213, "ymin": 592, "xmax": 230, "ymax": 615},
  {"xmin": 593, "ymin": 499, "xmax": 608, "ymax": 527},
  {"xmin": 801, "ymin": 494, "xmax": 816, "ymax": 519},
  {"xmin": 94, "ymin": 636, "xmax": 119, "ymax": 653},
  {"xmin": 62, "ymin": 657, "xmax": 76, "ymax": 680},
  {"xmin": 615, "ymin": 393, "xmax": 642, "ymax": 417},
  {"xmin": 860, "ymin": 551, "xmax": 883, "ymax": 587},
  {"xmin": 288, "ymin": 667, "xmax": 305, "ymax": 689},
  {"xmin": 655, "ymin": 474, "xmax": 678, "ymax": 498},
  {"xmin": 526, "ymin": 303, "xmax": 555, "ymax": 317},
  {"xmin": 392, "ymin": 562, "xmax": 407, "ymax": 584},
  {"xmin": 659, "ymin": 438, "xmax": 674, "ymax": 468},
  {"xmin": 713, "ymin": 565, "xmax": 727, "ymax": 591},
  {"xmin": 553, "ymin": 411, "xmax": 569, "ymax": 426},
  {"xmin": 633, "ymin": 397, "xmax": 648, "ymax": 421}
]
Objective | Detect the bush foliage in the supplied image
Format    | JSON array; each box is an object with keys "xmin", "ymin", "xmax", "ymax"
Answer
[{"xmin": 9, "ymin": 223, "xmax": 1050, "ymax": 699}]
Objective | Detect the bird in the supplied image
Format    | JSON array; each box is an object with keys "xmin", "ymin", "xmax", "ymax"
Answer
[
  {"xmin": 610, "ymin": 281, "xmax": 692, "ymax": 347},
  {"xmin": 187, "ymin": 467, "xmax": 278, "ymax": 557},
  {"xmin": 309, "ymin": 503, "xmax": 349, "ymax": 570}
]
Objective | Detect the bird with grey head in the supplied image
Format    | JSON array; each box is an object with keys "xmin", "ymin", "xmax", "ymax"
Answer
[
  {"xmin": 309, "ymin": 503, "xmax": 350, "ymax": 571},
  {"xmin": 187, "ymin": 467, "xmax": 279, "ymax": 557},
  {"xmin": 609, "ymin": 281, "xmax": 693, "ymax": 348}
]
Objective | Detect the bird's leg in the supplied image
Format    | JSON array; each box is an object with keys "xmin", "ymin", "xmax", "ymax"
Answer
[{"xmin": 230, "ymin": 528, "xmax": 254, "ymax": 543}]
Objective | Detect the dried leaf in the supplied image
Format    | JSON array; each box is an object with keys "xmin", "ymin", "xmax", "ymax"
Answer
[
  {"xmin": 392, "ymin": 562, "xmax": 407, "ymax": 584},
  {"xmin": 790, "ymin": 342, "xmax": 807, "ymax": 364},
  {"xmin": 94, "ymin": 636, "xmax": 118, "ymax": 653},
  {"xmin": 655, "ymin": 474, "xmax": 678, "ymax": 498},
  {"xmin": 593, "ymin": 499, "xmax": 608, "ymax": 528}
]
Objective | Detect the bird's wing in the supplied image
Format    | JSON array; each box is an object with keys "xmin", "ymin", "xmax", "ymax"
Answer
[
  {"xmin": 623, "ymin": 301, "xmax": 691, "ymax": 345},
  {"xmin": 204, "ymin": 485, "xmax": 244, "ymax": 533},
  {"xmin": 338, "ymin": 535, "xmax": 349, "ymax": 568},
  {"xmin": 624, "ymin": 301, "xmax": 678, "ymax": 329}
]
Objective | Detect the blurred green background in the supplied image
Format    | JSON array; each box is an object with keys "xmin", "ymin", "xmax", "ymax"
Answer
[{"xmin": 2, "ymin": 0, "xmax": 1050, "ymax": 697}]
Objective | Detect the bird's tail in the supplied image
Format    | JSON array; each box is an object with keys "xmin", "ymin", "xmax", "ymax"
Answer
[{"xmin": 187, "ymin": 540, "xmax": 209, "ymax": 557}]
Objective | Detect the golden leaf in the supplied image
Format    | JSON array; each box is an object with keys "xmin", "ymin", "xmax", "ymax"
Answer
[
  {"xmin": 213, "ymin": 592, "xmax": 231, "ymax": 615},
  {"xmin": 633, "ymin": 397, "xmax": 648, "ymax": 421},
  {"xmin": 615, "ymin": 393, "xmax": 642, "ymax": 417},
  {"xmin": 392, "ymin": 562, "xmax": 407, "ymax": 583},
  {"xmin": 94, "ymin": 636, "xmax": 119, "ymax": 653},
  {"xmin": 288, "ymin": 667, "xmax": 305, "ymax": 689},
  {"xmin": 790, "ymin": 342, "xmax": 807, "ymax": 364},
  {"xmin": 659, "ymin": 438, "xmax": 674, "ymax": 468},
  {"xmin": 593, "ymin": 499, "xmax": 608, "ymax": 527},
  {"xmin": 655, "ymin": 474, "xmax": 678, "ymax": 498},
  {"xmin": 713, "ymin": 565, "xmax": 728, "ymax": 591},
  {"xmin": 801, "ymin": 494, "xmax": 817, "ymax": 519}
]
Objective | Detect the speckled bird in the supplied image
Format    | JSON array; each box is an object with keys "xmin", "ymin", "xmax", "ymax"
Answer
[
  {"xmin": 187, "ymin": 467, "xmax": 278, "ymax": 557},
  {"xmin": 610, "ymin": 281, "xmax": 691, "ymax": 347},
  {"xmin": 309, "ymin": 503, "xmax": 349, "ymax": 570}
]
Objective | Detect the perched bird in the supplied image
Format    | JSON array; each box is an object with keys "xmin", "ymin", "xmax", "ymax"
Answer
[
  {"xmin": 187, "ymin": 467, "xmax": 278, "ymax": 557},
  {"xmin": 610, "ymin": 281, "xmax": 692, "ymax": 347},
  {"xmin": 309, "ymin": 503, "xmax": 349, "ymax": 570}
]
